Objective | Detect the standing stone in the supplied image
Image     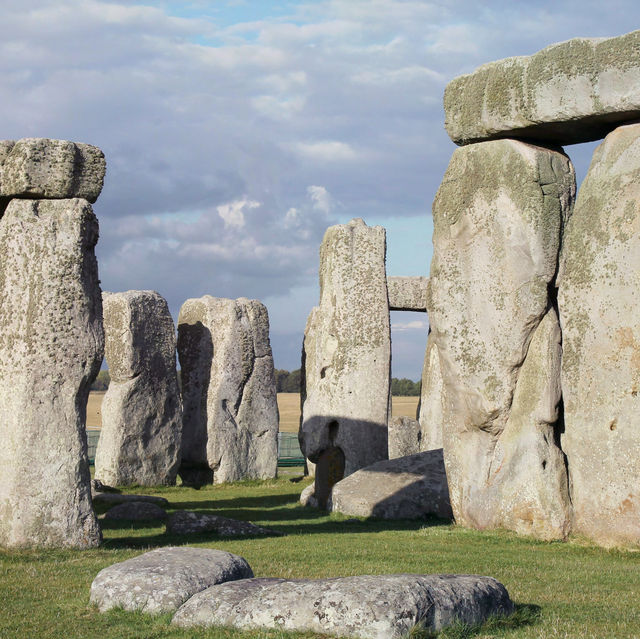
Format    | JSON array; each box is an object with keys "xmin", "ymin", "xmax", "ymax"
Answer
[
  {"xmin": 388, "ymin": 416, "xmax": 421, "ymax": 459},
  {"xmin": 0, "ymin": 198, "xmax": 103, "ymax": 548},
  {"xmin": 94, "ymin": 290, "xmax": 182, "ymax": 487},
  {"xmin": 178, "ymin": 296, "xmax": 278, "ymax": 484},
  {"xmin": 418, "ymin": 333, "xmax": 444, "ymax": 452},
  {"xmin": 300, "ymin": 219, "xmax": 390, "ymax": 506},
  {"xmin": 429, "ymin": 139, "xmax": 574, "ymax": 540},
  {"xmin": 558, "ymin": 123, "xmax": 640, "ymax": 547}
]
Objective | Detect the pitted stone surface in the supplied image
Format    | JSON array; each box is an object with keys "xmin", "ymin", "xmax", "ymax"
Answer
[
  {"xmin": 387, "ymin": 276, "xmax": 428, "ymax": 311},
  {"xmin": 178, "ymin": 296, "xmax": 278, "ymax": 485},
  {"xmin": 90, "ymin": 547, "xmax": 254, "ymax": 614},
  {"xmin": 103, "ymin": 501, "xmax": 166, "ymax": 521},
  {"xmin": 172, "ymin": 573, "xmax": 514, "ymax": 638},
  {"xmin": 300, "ymin": 219, "xmax": 390, "ymax": 503},
  {"xmin": 428, "ymin": 139, "xmax": 573, "ymax": 540},
  {"xmin": 558, "ymin": 122, "xmax": 640, "ymax": 548},
  {"xmin": 0, "ymin": 198, "xmax": 103, "ymax": 548},
  {"xmin": 388, "ymin": 416, "xmax": 421, "ymax": 459},
  {"xmin": 445, "ymin": 30, "xmax": 640, "ymax": 146},
  {"xmin": 94, "ymin": 290, "xmax": 182, "ymax": 487},
  {"xmin": 0, "ymin": 138, "xmax": 105, "ymax": 202},
  {"xmin": 418, "ymin": 334, "xmax": 444, "ymax": 452},
  {"xmin": 330, "ymin": 450, "xmax": 452, "ymax": 520},
  {"xmin": 166, "ymin": 510, "xmax": 284, "ymax": 537}
]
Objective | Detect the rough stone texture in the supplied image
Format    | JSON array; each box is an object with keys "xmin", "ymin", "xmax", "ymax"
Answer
[
  {"xmin": 172, "ymin": 574, "xmax": 514, "ymax": 638},
  {"xmin": 388, "ymin": 416, "xmax": 422, "ymax": 459},
  {"xmin": 558, "ymin": 122, "xmax": 640, "ymax": 548},
  {"xmin": 90, "ymin": 547, "xmax": 254, "ymax": 614},
  {"xmin": 94, "ymin": 290, "xmax": 182, "ymax": 487},
  {"xmin": 445, "ymin": 30, "xmax": 640, "ymax": 146},
  {"xmin": 178, "ymin": 296, "xmax": 278, "ymax": 485},
  {"xmin": 330, "ymin": 450, "xmax": 452, "ymax": 520},
  {"xmin": 418, "ymin": 333, "xmax": 444, "ymax": 451},
  {"xmin": 0, "ymin": 198, "xmax": 103, "ymax": 548},
  {"xmin": 300, "ymin": 219, "xmax": 390, "ymax": 507},
  {"xmin": 299, "ymin": 483, "xmax": 318, "ymax": 508},
  {"xmin": 0, "ymin": 138, "xmax": 105, "ymax": 202},
  {"xmin": 103, "ymin": 501, "xmax": 167, "ymax": 521},
  {"xmin": 166, "ymin": 510, "xmax": 284, "ymax": 537},
  {"xmin": 91, "ymin": 492, "xmax": 169, "ymax": 506},
  {"xmin": 429, "ymin": 139, "xmax": 574, "ymax": 540},
  {"xmin": 387, "ymin": 276, "xmax": 428, "ymax": 311}
]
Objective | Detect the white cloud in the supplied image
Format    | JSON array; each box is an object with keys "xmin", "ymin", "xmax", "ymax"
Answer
[
  {"xmin": 292, "ymin": 141, "xmax": 359, "ymax": 162},
  {"xmin": 391, "ymin": 319, "xmax": 428, "ymax": 331},
  {"xmin": 307, "ymin": 185, "xmax": 333, "ymax": 213},
  {"xmin": 217, "ymin": 198, "xmax": 260, "ymax": 229}
]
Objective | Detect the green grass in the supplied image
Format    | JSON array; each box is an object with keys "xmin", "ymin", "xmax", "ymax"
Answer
[{"xmin": 1, "ymin": 474, "xmax": 638, "ymax": 639}]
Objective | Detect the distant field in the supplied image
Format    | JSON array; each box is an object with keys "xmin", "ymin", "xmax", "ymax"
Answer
[{"xmin": 87, "ymin": 391, "xmax": 419, "ymax": 432}]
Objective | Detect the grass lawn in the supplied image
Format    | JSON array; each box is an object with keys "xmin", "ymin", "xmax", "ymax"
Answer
[{"xmin": 1, "ymin": 475, "xmax": 638, "ymax": 639}]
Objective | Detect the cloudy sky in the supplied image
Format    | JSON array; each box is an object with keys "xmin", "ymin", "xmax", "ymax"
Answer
[{"xmin": 2, "ymin": 0, "xmax": 637, "ymax": 377}]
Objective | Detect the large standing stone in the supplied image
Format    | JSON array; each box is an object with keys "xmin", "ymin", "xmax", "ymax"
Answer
[
  {"xmin": 418, "ymin": 333, "xmax": 444, "ymax": 451},
  {"xmin": 172, "ymin": 574, "xmax": 514, "ymax": 639},
  {"xmin": 445, "ymin": 30, "xmax": 640, "ymax": 146},
  {"xmin": 429, "ymin": 139, "xmax": 574, "ymax": 540},
  {"xmin": 178, "ymin": 296, "xmax": 278, "ymax": 484},
  {"xmin": 558, "ymin": 123, "xmax": 640, "ymax": 548},
  {"xmin": 0, "ymin": 198, "xmax": 103, "ymax": 548},
  {"xmin": 388, "ymin": 416, "xmax": 421, "ymax": 459},
  {"xmin": 94, "ymin": 290, "xmax": 182, "ymax": 487},
  {"xmin": 300, "ymin": 219, "xmax": 390, "ymax": 506},
  {"xmin": 0, "ymin": 138, "xmax": 106, "ymax": 202}
]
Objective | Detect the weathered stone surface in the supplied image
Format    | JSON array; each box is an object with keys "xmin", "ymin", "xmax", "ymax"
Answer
[
  {"xmin": 178, "ymin": 296, "xmax": 278, "ymax": 485},
  {"xmin": 387, "ymin": 276, "xmax": 428, "ymax": 311},
  {"xmin": 418, "ymin": 333, "xmax": 444, "ymax": 451},
  {"xmin": 0, "ymin": 198, "xmax": 103, "ymax": 548},
  {"xmin": 0, "ymin": 140, "xmax": 15, "ymax": 165},
  {"xmin": 299, "ymin": 483, "xmax": 318, "ymax": 508},
  {"xmin": 558, "ymin": 122, "xmax": 640, "ymax": 548},
  {"xmin": 94, "ymin": 290, "xmax": 182, "ymax": 487},
  {"xmin": 91, "ymin": 492, "xmax": 169, "ymax": 506},
  {"xmin": 166, "ymin": 510, "xmax": 284, "ymax": 537},
  {"xmin": 445, "ymin": 30, "xmax": 640, "ymax": 146},
  {"xmin": 429, "ymin": 140, "xmax": 574, "ymax": 540},
  {"xmin": 388, "ymin": 416, "xmax": 421, "ymax": 459},
  {"xmin": 300, "ymin": 219, "xmax": 390, "ymax": 507},
  {"xmin": 330, "ymin": 450, "xmax": 452, "ymax": 520},
  {"xmin": 103, "ymin": 501, "xmax": 166, "ymax": 521},
  {"xmin": 172, "ymin": 573, "xmax": 514, "ymax": 638},
  {"xmin": 90, "ymin": 547, "xmax": 254, "ymax": 614},
  {"xmin": 0, "ymin": 138, "xmax": 105, "ymax": 202}
]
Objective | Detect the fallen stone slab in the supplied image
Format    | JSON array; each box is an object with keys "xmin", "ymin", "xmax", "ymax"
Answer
[
  {"xmin": 330, "ymin": 450, "xmax": 452, "ymax": 520},
  {"xmin": 166, "ymin": 510, "xmax": 284, "ymax": 537},
  {"xmin": 0, "ymin": 138, "xmax": 106, "ymax": 202},
  {"xmin": 387, "ymin": 276, "xmax": 427, "ymax": 311},
  {"xmin": 103, "ymin": 501, "xmax": 167, "ymax": 521},
  {"xmin": 90, "ymin": 547, "xmax": 253, "ymax": 614},
  {"xmin": 445, "ymin": 30, "xmax": 640, "ymax": 146},
  {"xmin": 91, "ymin": 492, "xmax": 169, "ymax": 507},
  {"xmin": 172, "ymin": 574, "xmax": 514, "ymax": 639}
]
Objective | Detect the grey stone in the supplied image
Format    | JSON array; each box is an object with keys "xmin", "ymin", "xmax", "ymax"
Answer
[
  {"xmin": 299, "ymin": 483, "xmax": 319, "ymax": 508},
  {"xmin": 166, "ymin": 510, "xmax": 284, "ymax": 537},
  {"xmin": 0, "ymin": 198, "xmax": 103, "ymax": 548},
  {"xmin": 91, "ymin": 492, "xmax": 169, "ymax": 506},
  {"xmin": 94, "ymin": 290, "xmax": 182, "ymax": 487},
  {"xmin": 558, "ymin": 122, "xmax": 640, "ymax": 548},
  {"xmin": 0, "ymin": 138, "xmax": 105, "ymax": 202},
  {"xmin": 172, "ymin": 573, "xmax": 514, "ymax": 638},
  {"xmin": 90, "ymin": 547, "xmax": 254, "ymax": 614},
  {"xmin": 445, "ymin": 30, "xmax": 640, "ymax": 146},
  {"xmin": 387, "ymin": 276, "xmax": 428, "ymax": 311},
  {"xmin": 178, "ymin": 296, "xmax": 278, "ymax": 485},
  {"xmin": 429, "ymin": 139, "xmax": 574, "ymax": 540},
  {"xmin": 330, "ymin": 450, "xmax": 452, "ymax": 520},
  {"xmin": 300, "ymin": 219, "xmax": 390, "ymax": 507},
  {"xmin": 103, "ymin": 501, "xmax": 166, "ymax": 521},
  {"xmin": 0, "ymin": 140, "xmax": 15, "ymax": 165},
  {"xmin": 418, "ymin": 333, "xmax": 444, "ymax": 451},
  {"xmin": 388, "ymin": 416, "xmax": 421, "ymax": 459}
]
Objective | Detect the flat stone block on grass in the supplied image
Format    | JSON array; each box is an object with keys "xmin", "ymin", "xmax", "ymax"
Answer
[
  {"xmin": 166, "ymin": 510, "xmax": 284, "ymax": 537},
  {"xmin": 103, "ymin": 501, "xmax": 167, "ymax": 521},
  {"xmin": 90, "ymin": 547, "xmax": 253, "ymax": 614},
  {"xmin": 172, "ymin": 574, "xmax": 514, "ymax": 639}
]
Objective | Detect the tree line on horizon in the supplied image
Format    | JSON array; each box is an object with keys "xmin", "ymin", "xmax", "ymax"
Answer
[{"xmin": 90, "ymin": 368, "xmax": 421, "ymax": 396}]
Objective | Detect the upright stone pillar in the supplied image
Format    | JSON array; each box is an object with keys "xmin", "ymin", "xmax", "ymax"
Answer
[
  {"xmin": 300, "ymin": 218, "xmax": 390, "ymax": 505},
  {"xmin": 178, "ymin": 296, "xmax": 279, "ymax": 485},
  {"xmin": 418, "ymin": 333, "xmax": 444, "ymax": 451},
  {"xmin": 429, "ymin": 139, "xmax": 574, "ymax": 540},
  {"xmin": 558, "ymin": 123, "xmax": 640, "ymax": 548},
  {"xmin": 95, "ymin": 290, "xmax": 182, "ymax": 487}
]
